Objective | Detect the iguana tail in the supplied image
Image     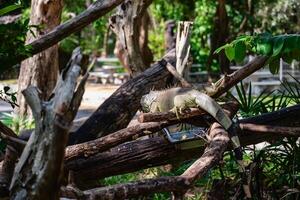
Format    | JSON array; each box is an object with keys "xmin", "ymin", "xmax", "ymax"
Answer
[{"xmin": 191, "ymin": 91, "xmax": 251, "ymax": 199}]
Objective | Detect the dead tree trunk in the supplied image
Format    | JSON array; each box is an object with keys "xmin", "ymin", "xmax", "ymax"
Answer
[
  {"xmin": 206, "ymin": 0, "xmax": 230, "ymax": 75},
  {"xmin": 110, "ymin": 0, "xmax": 153, "ymax": 76},
  {"xmin": 10, "ymin": 48, "xmax": 88, "ymax": 200},
  {"xmin": 165, "ymin": 20, "xmax": 176, "ymax": 53},
  {"xmin": 17, "ymin": 0, "xmax": 63, "ymax": 117}
]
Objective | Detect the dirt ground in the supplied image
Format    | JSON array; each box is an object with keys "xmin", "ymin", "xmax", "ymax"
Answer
[{"xmin": 0, "ymin": 82, "xmax": 119, "ymax": 120}]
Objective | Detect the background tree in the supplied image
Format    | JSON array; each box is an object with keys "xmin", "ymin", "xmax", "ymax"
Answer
[{"xmin": 17, "ymin": 0, "xmax": 63, "ymax": 117}]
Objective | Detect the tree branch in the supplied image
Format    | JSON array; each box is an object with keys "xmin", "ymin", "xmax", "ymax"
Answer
[{"xmin": 4, "ymin": 0, "xmax": 125, "ymax": 68}]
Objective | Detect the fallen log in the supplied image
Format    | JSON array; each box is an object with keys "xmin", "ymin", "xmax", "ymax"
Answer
[
  {"xmin": 71, "ymin": 55, "xmax": 268, "ymax": 144},
  {"xmin": 69, "ymin": 104, "xmax": 300, "ymax": 186},
  {"xmin": 61, "ymin": 107, "xmax": 235, "ymax": 199},
  {"xmin": 65, "ymin": 102, "xmax": 235, "ymax": 162},
  {"xmin": 69, "ymin": 49, "xmax": 176, "ymax": 144}
]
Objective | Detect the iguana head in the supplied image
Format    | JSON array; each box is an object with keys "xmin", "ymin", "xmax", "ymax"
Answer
[{"xmin": 140, "ymin": 91, "xmax": 158, "ymax": 112}]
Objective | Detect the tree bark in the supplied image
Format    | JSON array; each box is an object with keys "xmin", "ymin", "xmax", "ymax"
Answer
[
  {"xmin": 70, "ymin": 55, "xmax": 267, "ymax": 145},
  {"xmin": 17, "ymin": 0, "xmax": 63, "ymax": 117},
  {"xmin": 165, "ymin": 20, "xmax": 176, "ymax": 53},
  {"xmin": 2, "ymin": 0, "xmax": 126, "ymax": 69},
  {"xmin": 10, "ymin": 48, "xmax": 88, "ymax": 200},
  {"xmin": 69, "ymin": 49, "xmax": 175, "ymax": 145},
  {"xmin": 68, "ymin": 104, "xmax": 300, "ymax": 185},
  {"xmin": 110, "ymin": 0, "xmax": 153, "ymax": 76}
]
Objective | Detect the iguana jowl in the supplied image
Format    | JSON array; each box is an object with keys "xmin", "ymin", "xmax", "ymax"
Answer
[{"xmin": 141, "ymin": 87, "xmax": 251, "ymax": 198}]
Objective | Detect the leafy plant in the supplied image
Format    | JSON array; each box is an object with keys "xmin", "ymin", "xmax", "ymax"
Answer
[
  {"xmin": 1, "ymin": 113, "xmax": 34, "ymax": 134},
  {"xmin": 215, "ymin": 33, "xmax": 300, "ymax": 74},
  {"xmin": 251, "ymin": 138, "xmax": 300, "ymax": 199},
  {"xmin": 0, "ymin": 86, "xmax": 18, "ymax": 108},
  {"xmin": 280, "ymin": 74, "xmax": 300, "ymax": 105},
  {"xmin": 0, "ymin": 3, "xmax": 22, "ymax": 16},
  {"xmin": 235, "ymin": 82, "xmax": 274, "ymax": 117}
]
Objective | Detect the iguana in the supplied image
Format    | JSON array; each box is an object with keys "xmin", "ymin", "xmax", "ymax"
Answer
[{"xmin": 141, "ymin": 87, "xmax": 251, "ymax": 198}]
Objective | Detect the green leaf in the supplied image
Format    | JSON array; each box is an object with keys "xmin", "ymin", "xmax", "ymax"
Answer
[
  {"xmin": 256, "ymin": 40, "xmax": 272, "ymax": 55},
  {"xmin": 272, "ymin": 37, "xmax": 285, "ymax": 57},
  {"xmin": 0, "ymin": 4, "xmax": 22, "ymax": 16},
  {"xmin": 225, "ymin": 45, "xmax": 235, "ymax": 61},
  {"xmin": 269, "ymin": 57, "xmax": 280, "ymax": 74},
  {"xmin": 234, "ymin": 41, "xmax": 246, "ymax": 63},
  {"xmin": 214, "ymin": 44, "xmax": 228, "ymax": 54}
]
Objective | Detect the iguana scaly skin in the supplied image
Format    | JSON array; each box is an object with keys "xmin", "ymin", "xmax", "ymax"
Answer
[
  {"xmin": 141, "ymin": 87, "xmax": 232, "ymax": 129},
  {"xmin": 141, "ymin": 87, "xmax": 251, "ymax": 199}
]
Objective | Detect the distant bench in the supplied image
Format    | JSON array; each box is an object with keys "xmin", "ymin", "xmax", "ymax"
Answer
[{"xmin": 90, "ymin": 71, "xmax": 129, "ymax": 84}]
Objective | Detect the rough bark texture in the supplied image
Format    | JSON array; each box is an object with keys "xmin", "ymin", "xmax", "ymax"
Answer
[
  {"xmin": 70, "ymin": 53, "xmax": 267, "ymax": 145},
  {"xmin": 10, "ymin": 48, "xmax": 88, "ymax": 200},
  {"xmin": 61, "ymin": 106, "xmax": 237, "ymax": 199},
  {"xmin": 69, "ymin": 49, "xmax": 176, "ymax": 145},
  {"xmin": 17, "ymin": 0, "xmax": 63, "ymax": 117},
  {"xmin": 0, "ymin": 122, "xmax": 21, "ymax": 197},
  {"xmin": 165, "ymin": 20, "xmax": 176, "ymax": 53},
  {"xmin": 110, "ymin": 0, "xmax": 153, "ymax": 76},
  {"xmin": 209, "ymin": 56, "xmax": 268, "ymax": 98},
  {"xmin": 69, "ymin": 104, "xmax": 300, "ymax": 185}
]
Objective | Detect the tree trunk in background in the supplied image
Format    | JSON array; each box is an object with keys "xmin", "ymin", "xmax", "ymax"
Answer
[
  {"xmin": 206, "ymin": 0, "xmax": 230, "ymax": 75},
  {"xmin": 111, "ymin": 0, "xmax": 153, "ymax": 77},
  {"xmin": 165, "ymin": 20, "xmax": 176, "ymax": 53},
  {"xmin": 17, "ymin": 0, "xmax": 63, "ymax": 117},
  {"xmin": 101, "ymin": 24, "xmax": 110, "ymax": 57}
]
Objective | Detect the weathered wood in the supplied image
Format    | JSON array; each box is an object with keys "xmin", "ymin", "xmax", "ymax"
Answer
[
  {"xmin": 72, "ymin": 52, "xmax": 268, "ymax": 145},
  {"xmin": 175, "ymin": 21, "xmax": 193, "ymax": 78},
  {"xmin": 138, "ymin": 108, "xmax": 205, "ymax": 123},
  {"xmin": 0, "ymin": 122, "xmax": 22, "ymax": 197},
  {"xmin": 65, "ymin": 121, "xmax": 170, "ymax": 161},
  {"xmin": 62, "ymin": 105, "xmax": 236, "ymax": 199},
  {"xmin": 69, "ymin": 49, "xmax": 176, "ymax": 144},
  {"xmin": 3, "ymin": 0, "xmax": 125, "ymax": 68},
  {"xmin": 181, "ymin": 102, "xmax": 237, "ymax": 183},
  {"xmin": 166, "ymin": 63, "xmax": 192, "ymax": 88},
  {"xmin": 61, "ymin": 176, "xmax": 191, "ymax": 199},
  {"xmin": 10, "ymin": 48, "xmax": 88, "ymax": 200},
  {"xmin": 165, "ymin": 20, "xmax": 176, "ymax": 52},
  {"xmin": 69, "ymin": 104, "xmax": 300, "ymax": 184},
  {"xmin": 110, "ymin": 0, "xmax": 153, "ymax": 76},
  {"xmin": 209, "ymin": 56, "xmax": 269, "ymax": 98},
  {"xmin": 17, "ymin": 0, "xmax": 63, "ymax": 117},
  {"xmin": 239, "ymin": 123, "xmax": 300, "ymax": 136}
]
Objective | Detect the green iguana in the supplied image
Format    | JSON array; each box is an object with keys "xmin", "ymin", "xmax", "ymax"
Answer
[{"xmin": 141, "ymin": 87, "xmax": 251, "ymax": 198}]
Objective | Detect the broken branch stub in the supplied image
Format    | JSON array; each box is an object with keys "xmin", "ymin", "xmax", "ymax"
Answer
[
  {"xmin": 10, "ymin": 47, "xmax": 88, "ymax": 200},
  {"xmin": 176, "ymin": 21, "xmax": 193, "ymax": 77}
]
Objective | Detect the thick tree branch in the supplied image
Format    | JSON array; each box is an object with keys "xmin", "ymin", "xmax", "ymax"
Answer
[
  {"xmin": 10, "ymin": 48, "xmax": 88, "ymax": 200},
  {"xmin": 69, "ymin": 49, "xmax": 176, "ymax": 144},
  {"xmin": 69, "ymin": 104, "xmax": 300, "ymax": 185},
  {"xmin": 4, "ymin": 0, "xmax": 125, "ymax": 68},
  {"xmin": 209, "ymin": 56, "xmax": 269, "ymax": 98},
  {"xmin": 72, "ymin": 53, "xmax": 268, "ymax": 145},
  {"xmin": 239, "ymin": 123, "xmax": 300, "ymax": 137},
  {"xmin": 62, "ymin": 105, "xmax": 237, "ymax": 199}
]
